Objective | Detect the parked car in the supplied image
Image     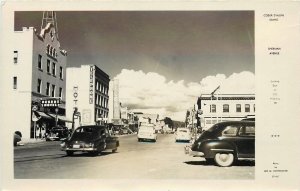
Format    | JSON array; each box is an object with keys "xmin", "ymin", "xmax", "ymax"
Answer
[
  {"xmin": 175, "ymin": 128, "xmax": 191, "ymax": 142},
  {"xmin": 185, "ymin": 121, "xmax": 255, "ymax": 167},
  {"xmin": 61, "ymin": 125, "xmax": 119, "ymax": 156},
  {"xmin": 46, "ymin": 126, "xmax": 70, "ymax": 141},
  {"xmin": 120, "ymin": 127, "xmax": 129, "ymax": 135},
  {"xmin": 137, "ymin": 124, "xmax": 157, "ymax": 142}
]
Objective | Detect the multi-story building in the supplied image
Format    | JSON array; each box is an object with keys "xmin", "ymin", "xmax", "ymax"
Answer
[
  {"xmin": 108, "ymin": 79, "xmax": 121, "ymax": 124},
  {"xmin": 66, "ymin": 65, "xmax": 110, "ymax": 128},
  {"xmin": 12, "ymin": 13, "xmax": 68, "ymax": 139},
  {"xmin": 197, "ymin": 94, "xmax": 255, "ymax": 130}
]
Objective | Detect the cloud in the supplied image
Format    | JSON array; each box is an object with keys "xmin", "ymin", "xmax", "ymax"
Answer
[{"xmin": 114, "ymin": 69, "xmax": 254, "ymax": 121}]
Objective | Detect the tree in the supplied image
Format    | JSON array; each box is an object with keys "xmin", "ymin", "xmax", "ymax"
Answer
[{"xmin": 164, "ymin": 117, "xmax": 174, "ymax": 129}]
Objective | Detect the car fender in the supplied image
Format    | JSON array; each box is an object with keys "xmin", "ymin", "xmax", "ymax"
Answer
[{"xmin": 199, "ymin": 140, "xmax": 237, "ymax": 158}]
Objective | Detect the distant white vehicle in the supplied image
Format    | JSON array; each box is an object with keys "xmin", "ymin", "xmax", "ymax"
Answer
[
  {"xmin": 138, "ymin": 124, "xmax": 157, "ymax": 142},
  {"xmin": 175, "ymin": 128, "xmax": 191, "ymax": 142}
]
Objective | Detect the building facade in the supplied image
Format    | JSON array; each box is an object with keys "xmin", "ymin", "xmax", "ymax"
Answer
[
  {"xmin": 12, "ymin": 21, "xmax": 68, "ymax": 139},
  {"xmin": 66, "ymin": 65, "xmax": 110, "ymax": 128},
  {"xmin": 197, "ymin": 94, "xmax": 255, "ymax": 130},
  {"xmin": 108, "ymin": 79, "xmax": 121, "ymax": 124}
]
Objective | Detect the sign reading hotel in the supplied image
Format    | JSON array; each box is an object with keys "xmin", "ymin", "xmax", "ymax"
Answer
[{"xmin": 89, "ymin": 65, "xmax": 95, "ymax": 104}]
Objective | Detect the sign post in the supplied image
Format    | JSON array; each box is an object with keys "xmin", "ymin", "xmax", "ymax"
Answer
[{"xmin": 32, "ymin": 109, "xmax": 41, "ymax": 139}]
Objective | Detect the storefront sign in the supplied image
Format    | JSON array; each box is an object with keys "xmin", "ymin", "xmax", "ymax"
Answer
[
  {"xmin": 73, "ymin": 86, "xmax": 78, "ymax": 106},
  {"xmin": 89, "ymin": 65, "xmax": 95, "ymax": 104}
]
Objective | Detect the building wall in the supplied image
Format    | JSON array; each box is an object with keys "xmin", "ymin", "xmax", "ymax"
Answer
[
  {"xmin": 94, "ymin": 66, "xmax": 109, "ymax": 123},
  {"xmin": 11, "ymin": 25, "xmax": 68, "ymax": 139},
  {"xmin": 198, "ymin": 94, "xmax": 255, "ymax": 130},
  {"xmin": 66, "ymin": 65, "xmax": 109, "ymax": 128},
  {"xmin": 12, "ymin": 28, "xmax": 34, "ymax": 139},
  {"xmin": 108, "ymin": 79, "xmax": 121, "ymax": 123},
  {"xmin": 31, "ymin": 24, "xmax": 67, "ymax": 105}
]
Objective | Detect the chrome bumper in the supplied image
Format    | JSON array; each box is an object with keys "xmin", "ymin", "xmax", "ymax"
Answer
[
  {"xmin": 61, "ymin": 147, "xmax": 97, "ymax": 151},
  {"xmin": 184, "ymin": 145, "xmax": 204, "ymax": 157}
]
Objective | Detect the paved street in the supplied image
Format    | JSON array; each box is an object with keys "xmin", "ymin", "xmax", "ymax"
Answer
[{"xmin": 14, "ymin": 133, "xmax": 254, "ymax": 179}]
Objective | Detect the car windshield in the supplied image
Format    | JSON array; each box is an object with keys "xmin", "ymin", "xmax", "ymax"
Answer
[
  {"xmin": 179, "ymin": 129, "xmax": 188, "ymax": 133},
  {"xmin": 71, "ymin": 126, "xmax": 101, "ymax": 139}
]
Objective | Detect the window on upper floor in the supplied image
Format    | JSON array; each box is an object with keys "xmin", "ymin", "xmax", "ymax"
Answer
[
  {"xmin": 46, "ymin": 82, "xmax": 50, "ymax": 96},
  {"xmin": 210, "ymin": 104, "xmax": 216, "ymax": 113},
  {"xmin": 37, "ymin": 79, "xmax": 42, "ymax": 93},
  {"xmin": 59, "ymin": 66, "xmax": 63, "ymax": 79},
  {"xmin": 52, "ymin": 62, "xmax": 56, "ymax": 76},
  {"xmin": 13, "ymin": 76, "xmax": 17, "ymax": 89},
  {"xmin": 13, "ymin": 51, "xmax": 18, "ymax": 64},
  {"xmin": 245, "ymin": 104, "xmax": 250, "ymax": 112},
  {"xmin": 223, "ymin": 104, "xmax": 229, "ymax": 113},
  {"xmin": 38, "ymin": 55, "xmax": 42, "ymax": 69},
  {"xmin": 51, "ymin": 84, "xmax": 56, "ymax": 97},
  {"xmin": 96, "ymin": 81, "xmax": 99, "ymax": 91},
  {"xmin": 46, "ymin": 44, "xmax": 50, "ymax": 54},
  {"xmin": 47, "ymin": 59, "xmax": 50, "ymax": 73},
  {"xmin": 236, "ymin": 104, "xmax": 241, "ymax": 112},
  {"xmin": 59, "ymin": 87, "xmax": 63, "ymax": 99}
]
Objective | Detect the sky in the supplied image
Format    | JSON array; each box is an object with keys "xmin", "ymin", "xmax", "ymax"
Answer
[{"xmin": 15, "ymin": 11, "xmax": 255, "ymax": 121}]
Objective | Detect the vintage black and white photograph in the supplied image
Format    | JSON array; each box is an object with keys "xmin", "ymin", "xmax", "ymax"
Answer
[{"xmin": 12, "ymin": 11, "xmax": 255, "ymax": 179}]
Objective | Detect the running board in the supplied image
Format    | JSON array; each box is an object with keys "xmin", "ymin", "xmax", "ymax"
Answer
[{"xmin": 238, "ymin": 157, "xmax": 255, "ymax": 161}]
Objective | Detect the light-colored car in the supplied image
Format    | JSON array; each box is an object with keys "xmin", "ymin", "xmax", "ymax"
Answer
[
  {"xmin": 175, "ymin": 128, "xmax": 191, "ymax": 142},
  {"xmin": 137, "ymin": 124, "xmax": 157, "ymax": 142}
]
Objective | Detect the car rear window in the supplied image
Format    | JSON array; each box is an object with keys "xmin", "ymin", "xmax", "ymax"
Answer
[
  {"xmin": 238, "ymin": 126, "xmax": 255, "ymax": 136},
  {"xmin": 139, "ymin": 126, "xmax": 154, "ymax": 132},
  {"xmin": 222, "ymin": 125, "xmax": 238, "ymax": 136}
]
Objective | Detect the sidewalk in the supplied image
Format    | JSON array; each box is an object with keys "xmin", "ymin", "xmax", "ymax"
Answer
[{"xmin": 17, "ymin": 138, "xmax": 46, "ymax": 146}]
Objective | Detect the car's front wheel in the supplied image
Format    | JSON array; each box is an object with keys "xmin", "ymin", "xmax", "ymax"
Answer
[{"xmin": 214, "ymin": 153, "xmax": 234, "ymax": 167}]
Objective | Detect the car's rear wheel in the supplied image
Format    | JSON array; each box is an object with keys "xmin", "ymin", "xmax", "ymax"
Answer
[
  {"xmin": 66, "ymin": 151, "xmax": 74, "ymax": 156},
  {"xmin": 214, "ymin": 153, "xmax": 234, "ymax": 167}
]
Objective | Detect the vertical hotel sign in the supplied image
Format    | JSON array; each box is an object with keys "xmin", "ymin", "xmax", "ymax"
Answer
[{"xmin": 89, "ymin": 65, "xmax": 95, "ymax": 104}]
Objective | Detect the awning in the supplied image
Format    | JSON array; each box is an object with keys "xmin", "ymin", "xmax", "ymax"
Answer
[
  {"xmin": 36, "ymin": 111, "xmax": 52, "ymax": 119},
  {"xmin": 47, "ymin": 113, "xmax": 73, "ymax": 123}
]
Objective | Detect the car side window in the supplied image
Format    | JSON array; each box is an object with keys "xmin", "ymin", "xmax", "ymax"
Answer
[
  {"xmin": 222, "ymin": 125, "xmax": 238, "ymax": 137},
  {"xmin": 105, "ymin": 128, "xmax": 111, "ymax": 137},
  {"xmin": 238, "ymin": 126, "xmax": 255, "ymax": 136},
  {"xmin": 100, "ymin": 129, "xmax": 105, "ymax": 136}
]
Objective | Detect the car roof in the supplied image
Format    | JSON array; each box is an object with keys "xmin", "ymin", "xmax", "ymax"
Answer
[
  {"xmin": 76, "ymin": 125, "xmax": 106, "ymax": 129},
  {"xmin": 215, "ymin": 120, "xmax": 255, "ymax": 125}
]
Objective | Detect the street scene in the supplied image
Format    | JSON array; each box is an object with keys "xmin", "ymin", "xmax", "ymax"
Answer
[
  {"xmin": 12, "ymin": 11, "xmax": 255, "ymax": 179},
  {"xmin": 14, "ymin": 133, "xmax": 254, "ymax": 179}
]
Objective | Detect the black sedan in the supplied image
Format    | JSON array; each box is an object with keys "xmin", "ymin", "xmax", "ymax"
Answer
[
  {"xmin": 61, "ymin": 125, "xmax": 119, "ymax": 156},
  {"xmin": 185, "ymin": 121, "xmax": 255, "ymax": 167}
]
